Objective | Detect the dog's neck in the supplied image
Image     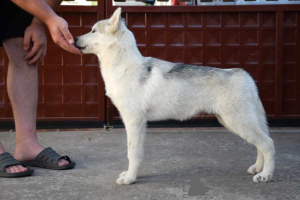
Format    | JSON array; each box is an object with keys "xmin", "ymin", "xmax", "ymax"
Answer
[
  {"xmin": 98, "ymin": 34, "xmax": 143, "ymax": 69},
  {"xmin": 96, "ymin": 32, "xmax": 144, "ymax": 97}
]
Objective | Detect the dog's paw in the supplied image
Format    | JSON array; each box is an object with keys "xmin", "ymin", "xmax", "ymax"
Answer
[
  {"xmin": 116, "ymin": 171, "xmax": 136, "ymax": 185},
  {"xmin": 247, "ymin": 164, "xmax": 263, "ymax": 175},
  {"xmin": 253, "ymin": 172, "xmax": 272, "ymax": 183},
  {"xmin": 119, "ymin": 171, "xmax": 127, "ymax": 178}
]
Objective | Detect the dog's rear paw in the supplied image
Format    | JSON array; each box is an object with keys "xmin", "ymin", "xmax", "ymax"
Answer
[
  {"xmin": 247, "ymin": 164, "xmax": 263, "ymax": 175},
  {"xmin": 116, "ymin": 171, "xmax": 136, "ymax": 185},
  {"xmin": 253, "ymin": 172, "xmax": 272, "ymax": 183}
]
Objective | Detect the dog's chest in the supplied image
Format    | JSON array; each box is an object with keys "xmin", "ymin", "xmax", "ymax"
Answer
[{"xmin": 101, "ymin": 67, "xmax": 139, "ymax": 107}]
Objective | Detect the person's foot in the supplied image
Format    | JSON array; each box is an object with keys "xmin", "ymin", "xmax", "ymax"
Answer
[
  {"xmin": 13, "ymin": 142, "xmax": 69, "ymax": 173},
  {"xmin": 0, "ymin": 151, "xmax": 29, "ymax": 174}
]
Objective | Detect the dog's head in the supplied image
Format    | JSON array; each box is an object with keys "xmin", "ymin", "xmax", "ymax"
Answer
[{"xmin": 75, "ymin": 8, "xmax": 127, "ymax": 55}]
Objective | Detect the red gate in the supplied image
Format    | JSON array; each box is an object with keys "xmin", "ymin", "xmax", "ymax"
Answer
[
  {"xmin": 106, "ymin": 3, "xmax": 300, "ymax": 124},
  {"xmin": 0, "ymin": 1, "xmax": 299, "ymax": 127}
]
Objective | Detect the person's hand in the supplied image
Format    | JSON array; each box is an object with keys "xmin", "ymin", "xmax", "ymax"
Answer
[
  {"xmin": 46, "ymin": 15, "xmax": 81, "ymax": 55},
  {"xmin": 23, "ymin": 21, "xmax": 47, "ymax": 65}
]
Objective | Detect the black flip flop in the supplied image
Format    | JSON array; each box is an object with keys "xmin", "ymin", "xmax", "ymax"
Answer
[
  {"xmin": 22, "ymin": 147, "xmax": 75, "ymax": 170},
  {"xmin": 0, "ymin": 152, "xmax": 34, "ymax": 178}
]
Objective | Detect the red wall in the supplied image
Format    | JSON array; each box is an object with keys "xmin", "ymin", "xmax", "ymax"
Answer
[{"xmin": 0, "ymin": 3, "xmax": 299, "ymax": 123}]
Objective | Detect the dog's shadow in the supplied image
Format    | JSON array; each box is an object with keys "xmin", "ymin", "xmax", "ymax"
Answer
[{"xmin": 136, "ymin": 165, "xmax": 234, "ymax": 185}]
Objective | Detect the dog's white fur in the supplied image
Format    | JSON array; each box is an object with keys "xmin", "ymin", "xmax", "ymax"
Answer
[{"xmin": 76, "ymin": 8, "xmax": 275, "ymax": 185}]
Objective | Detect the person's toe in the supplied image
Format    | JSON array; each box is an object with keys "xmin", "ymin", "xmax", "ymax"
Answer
[
  {"xmin": 58, "ymin": 159, "xmax": 69, "ymax": 166},
  {"xmin": 13, "ymin": 165, "xmax": 24, "ymax": 173},
  {"xmin": 18, "ymin": 165, "xmax": 28, "ymax": 172},
  {"xmin": 9, "ymin": 166, "xmax": 18, "ymax": 173},
  {"xmin": 16, "ymin": 165, "xmax": 23, "ymax": 172},
  {"xmin": 5, "ymin": 167, "xmax": 12, "ymax": 173},
  {"xmin": 5, "ymin": 165, "xmax": 28, "ymax": 173}
]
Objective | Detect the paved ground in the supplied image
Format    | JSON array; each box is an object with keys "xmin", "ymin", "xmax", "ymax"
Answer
[{"xmin": 0, "ymin": 127, "xmax": 299, "ymax": 200}]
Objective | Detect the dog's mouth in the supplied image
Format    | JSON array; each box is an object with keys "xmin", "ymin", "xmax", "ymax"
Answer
[{"xmin": 75, "ymin": 43, "xmax": 87, "ymax": 50}]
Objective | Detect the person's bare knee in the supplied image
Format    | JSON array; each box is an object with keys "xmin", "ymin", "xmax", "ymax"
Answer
[{"xmin": 3, "ymin": 37, "xmax": 38, "ymax": 68}]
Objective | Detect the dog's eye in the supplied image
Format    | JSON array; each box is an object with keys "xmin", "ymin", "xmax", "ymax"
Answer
[{"xmin": 92, "ymin": 30, "xmax": 96, "ymax": 33}]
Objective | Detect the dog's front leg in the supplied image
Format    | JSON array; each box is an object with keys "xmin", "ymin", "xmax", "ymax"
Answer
[{"xmin": 116, "ymin": 116, "xmax": 147, "ymax": 185}]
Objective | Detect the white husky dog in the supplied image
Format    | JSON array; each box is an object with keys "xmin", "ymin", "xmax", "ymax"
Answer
[{"xmin": 75, "ymin": 8, "xmax": 275, "ymax": 185}]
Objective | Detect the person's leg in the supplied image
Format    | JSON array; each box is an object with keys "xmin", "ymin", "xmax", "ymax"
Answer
[
  {"xmin": 0, "ymin": 142, "xmax": 5, "ymax": 154},
  {"xmin": 3, "ymin": 38, "xmax": 68, "ymax": 173}
]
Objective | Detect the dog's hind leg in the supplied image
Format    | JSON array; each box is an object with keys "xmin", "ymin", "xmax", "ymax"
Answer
[
  {"xmin": 251, "ymin": 130, "xmax": 275, "ymax": 183},
  {"xmin": 216, "ymin": 115, "xmax": 226, "ymax": 128},
  {"xmin": 217, "ymin": 114, "xmax": 264, "ymax": 175},
  {"xmin": 116, "ymin": 115, "xmax": 147, "ymax": 185},
  {"xmin": 218, "ymin": 112, "xmax": 275, "ymax": 183},
  {"xmin": 247, "ymin": 148, "xmax": 264, "ymax": 175}
]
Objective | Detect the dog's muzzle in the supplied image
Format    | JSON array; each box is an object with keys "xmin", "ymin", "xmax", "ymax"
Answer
[{"xmin": 74, "ymin": 37, "xmax": 87, "ymax": 50}]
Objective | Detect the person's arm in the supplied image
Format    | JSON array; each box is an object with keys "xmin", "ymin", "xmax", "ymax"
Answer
[
  {"xmin": 11, "ymin": 0, "xmax": 81, "ymax": 54},
  {"xmin": 30, "ymin": 0, "xmax": 63, "ymax": 27},
  {"xmin": 23, "ymin": 0, "xmax": 64, "ymax": 65},
  {"xmin": 11, "ymin": 0, "xmax": 57, "ymax": 25}
]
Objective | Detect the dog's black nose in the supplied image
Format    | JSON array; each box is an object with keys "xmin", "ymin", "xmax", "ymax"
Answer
[{"xmin": 74, "ymin": 37, "xmax": 78, "ymax": 42}]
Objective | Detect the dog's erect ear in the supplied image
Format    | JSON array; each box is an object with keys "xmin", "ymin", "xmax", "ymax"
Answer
[{"xmin": 105, "ymin": 7, "xmax": 122, "ymax": 33}]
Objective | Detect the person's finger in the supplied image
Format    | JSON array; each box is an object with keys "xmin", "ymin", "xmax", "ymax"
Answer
[
  {"xmin": 56, "ymin": 38, "xmax": 81, "ymax": 54},
  {"xmin": 28, "ymin": 48, "xmax": 44, "ymax": 65},
  {"xmin": 25, "ymin": 43, "xmax": 41, "ymax": 60},
  {"xmin": 23, "ymin": 30, "xmax": 32, "ymax": 51},
  {"xmin": 43, "ymin": 45, "xmax": 47, "ymax": 56},
  {"xmin": 59, "ymin": 23, "xmax": 74, "ymax": 45},
  {"xmin": 68, "ymin": 44, "xmax": 82, "ymax": 54}
]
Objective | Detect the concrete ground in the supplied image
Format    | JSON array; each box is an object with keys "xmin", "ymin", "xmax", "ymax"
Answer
[{"xmin": 0, "ymin": 127, "xmax": 299, "ymax": 200}]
